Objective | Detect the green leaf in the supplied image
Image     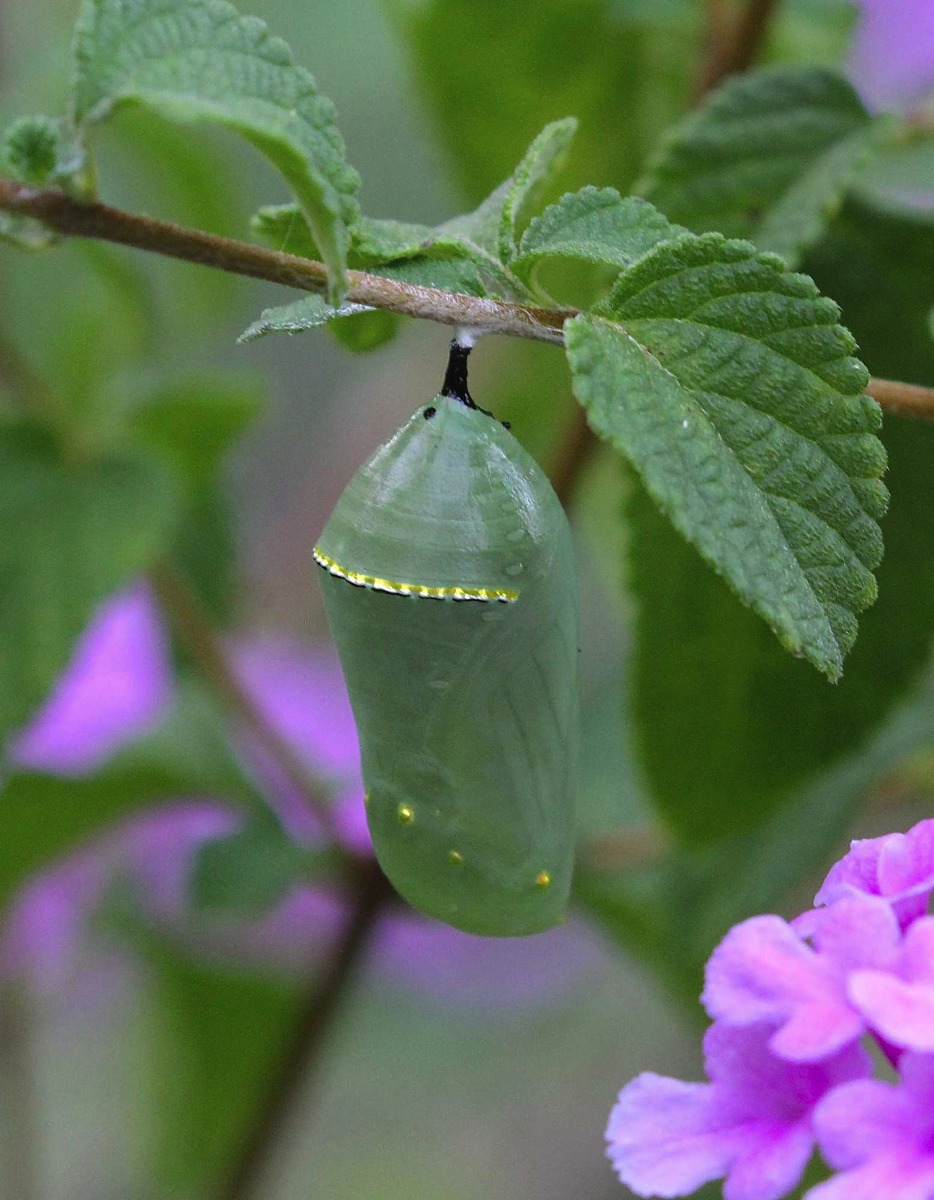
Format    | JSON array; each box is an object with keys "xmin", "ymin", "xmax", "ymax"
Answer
[
  {"xmin": 0, "ymin": 115, "xmax": 90, "ymax": 251},
  {"xmin": 624, "ymin": 174, "xmax": 934, "ymax": 846},
  {"xmin": 2, "ymin": 115, "xmax": 64, "ymax": 185},
  {"xmin": 130, "ymin": 378, "xmax": 262, "ymax": 621},
  {"xmin": 566, "ymin": 233, "xmax": 887, "ymax": 680},
  {"xmin": 72, "ymin": 0, "xmax": 360, "ymax": 302},
  {"xmin": 380, "ymin": 0, "xmax": 698, "ymax": 205},
  {"xmin": 767, "ymin": 0, "xmax": 858, "ymax": 69},
  {"xmin": 252, "ymin": 206, "xmax": 436, "ymax": 265},
  {"xmin": 238, "ymin": 252, "xmax": 490, "ymax": 343},
  {"xmin": 0, "ymin": 766, "xmax": 190, "ymax": 913},
  {"xmin": 238, "ymin": 294, "xmax": 373, "ymax": 342},
  {"xmin": 512, "ymin": 186, "xmax": 683, "ymax": 282},
  {"xmin": 139, "ymin": 935, "xmax": 300, "ymax": 1194},
  {"xmin": 0, "ymin": 423, "xmax": 178, "ymax": 740},
  {"xmin": 130, "ymin": 376, "xmax": 261, "ymax": 494},
  {"xmin": 191, "ymin": 819, "xmax": 339, "ymax": 916},
  {"xmin": 350, "ymin": 215, "xmax": 448, "ymax": 264},
  {"xmin": 116, "ymin": 679, "xmax": 271, "ymax": 810},
  {"xmin": 438, "ymin": 117, "xmax": 577, "ymax": 262},
  {"xmin": 626, "ymin": 415, "xmax": 934, "ymax": 842},
  {"xmin": 0, "ymin": 675, "xmax": 269, "ymax": 917},
  {"xmin": 0, "ymin": 211, "xmax": 59, "ymax": 251},
  {"xmin": 576, "ymin": 666, "xmax": 934, "ymax": 1004},
  {"xmin": 638, "ymin": 67, "xmax": 885, "ymax": 266},
  {"xmin": 329, "ymin": 308, "xmax": 400, "ymax": 353},
  {"xmin": 248, "ymin": 118, "xmax": 581, "ymax": 309}
]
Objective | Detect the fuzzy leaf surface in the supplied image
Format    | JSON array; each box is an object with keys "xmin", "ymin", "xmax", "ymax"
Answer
[
  {"xmin": 439, "ymin": 117, "xmax": 577, "ymax": 262},
  {"xmin": 512, "ymin": 187, "xmax": 683, "ymax": 281},
  {"xmin": 237, "ymin": 247, "xmax": 489, "ymax": 342},
  {"xmin": 72, "ymin": 0, "xmax": 360, "ymax": 301},
  {"xmin": 638, "ymin": 67, "xmax": 883, "ymax": 265},
  {"xmin": 566, "ymin": 232, "xmax": 886, "ymax": 679}
]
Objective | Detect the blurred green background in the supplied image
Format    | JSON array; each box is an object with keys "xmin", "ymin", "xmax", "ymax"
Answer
[{"xmin": 3, "ymin": 1, "xmax": 934, "ymax": 1198}]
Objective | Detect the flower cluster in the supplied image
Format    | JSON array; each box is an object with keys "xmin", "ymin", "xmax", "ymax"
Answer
[{"xmin": 606, "ymin": 820, "xmax": 934, "ymax": 1200}]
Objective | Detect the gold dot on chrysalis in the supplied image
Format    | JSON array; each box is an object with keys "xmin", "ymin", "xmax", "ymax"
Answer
[
  {"xmin": 535, "ymin": 871, "xmax": 551, "ymax": 890},
  {"xmin": 448, "ymin": 850, "xmax": 463, "ymax": 866},
  {"xmin": 397, "ymin": 803, "xmax": 415, "ymax": 825},
  {"xmin": 363, "ymin": 791, "xmax": 370, "ymax": 809}
]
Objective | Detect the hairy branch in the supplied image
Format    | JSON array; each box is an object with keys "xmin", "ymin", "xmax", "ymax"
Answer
[
  {"xmin": 0, "ymin": 179, "xmax": 568, "ymax": 343},
  {"xmin": 1, "ymin": 179, "xmax": 933, "ymax": 423},
  {"xmin": 148, "ymin": 559, "xmax": 338, "ymax": 838}
]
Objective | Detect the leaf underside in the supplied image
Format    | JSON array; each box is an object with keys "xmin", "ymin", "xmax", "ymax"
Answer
[{"xmin": 72, "ymin": 0, "xmax": 360, "ymax": 302}]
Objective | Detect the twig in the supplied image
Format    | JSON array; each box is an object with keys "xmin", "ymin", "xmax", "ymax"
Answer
[
  {"xmin": 148, "ymin": 559, "xmax": 338, "ymax": 838},
  {"xmin": 0, "ymin": 179, "xmax": 569, "ymax": 344},
  {"xmin": 695, "ymin": 0, "xmax": 780, "ymax": 99},
  {"xmin": 1, "ymin": 178, "xmax": 932, "ymax": 422},
  {"xmin": 865, "ymin": 378, "xmax": 934, "ymax": 420},
  {"xmin": 215, "ymin": 860, "xmax": 393, "ymax": 1200}
]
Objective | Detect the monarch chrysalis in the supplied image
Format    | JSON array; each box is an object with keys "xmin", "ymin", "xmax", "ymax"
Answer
[{"xmin": 315, "ymin": 341, "xmax": 579, "ymax": 936}]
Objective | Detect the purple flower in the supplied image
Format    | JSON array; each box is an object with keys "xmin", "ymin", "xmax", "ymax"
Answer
[
  {"xmin": 8, "ymin": 585, "xmax": 172, "ymax": 775},
  {"xmin": 848, "ymin": 916, "xmax": 934, "ymax": 1054},
  {"xmin": 848, "ymin": 0, "xmax": 934, "ymax": 112},
  {"xmin": 810, "ymin": 820, "xmax": 934, "ymax": 931},
  {"xmin": 702, "ymin": 897, "xmax": 901, "ymax": 1061},
  {"xmin": 809, "ymin": 1053, "xmax": 934, "ymax": 1200},
  {"xmin": 605, "ymin": 1022, "xmax": 871, "ymax": 1200}
]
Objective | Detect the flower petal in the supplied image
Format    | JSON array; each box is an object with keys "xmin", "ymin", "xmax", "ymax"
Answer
[
  {"xmin": 9, "ymin": 585, "xmax": 171, "ymax": 775},
  {"xmin": 703, "ymin": 917, "xmax": 859, "ymax": 1059},
  {"xmin": 724, "ymin": 1120, "xmax": 813, "ymax": 1200},
  {"xmin": 806, "ymin": 1156, "xmax": 934, "ymax": 1200},
  {"xmin": 813, "ymin": 1079, "xmax": 916, "ymax": 1169},
  {"xmin": 606, "ymin": 1074, "xmax": 746, "ymax": 1198},
  {"xmin": 849, "ymin": 972, "xmax": 934, "ymax": 1053}
]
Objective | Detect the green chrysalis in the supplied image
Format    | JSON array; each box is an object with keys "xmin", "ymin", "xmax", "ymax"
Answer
[{"xmin": 315, "ymin": 342, "xmax": 579, "ymax": 936}]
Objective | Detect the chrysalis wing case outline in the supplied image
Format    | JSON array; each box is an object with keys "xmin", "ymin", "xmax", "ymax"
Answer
[{"xmin": 315, "ymin": 339, "xmax": 580, "ymax": 936}]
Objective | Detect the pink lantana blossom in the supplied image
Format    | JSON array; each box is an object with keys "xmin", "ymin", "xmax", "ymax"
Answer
[
  {"xmin": 848, "ymin": 916, "xmax": 934, "ymax": 1054},
  {"xmin": 809, "ymin": 1053, "xmax": 934, "ymax": 1200},
  {"xmin": 606, "ymin": 1022, "xmax": 871, "ymax": 1200},
  {"xmin": 609, "ymin": 813, "xmax": 934, "ymax": 1198},
  {"xmin": 811, "ymin": 819, "xmax": 934, "ymax": 930},
  {"xmin": 8, "ymin": 585, "xmax": 172, "ymax": 774},
  {"xmin": 702, "ymin": 896, "xmax": 901, "ymax": 1061}
]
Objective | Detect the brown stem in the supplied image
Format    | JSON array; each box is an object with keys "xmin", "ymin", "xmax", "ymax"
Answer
[
  {"xmin": 148, "ymin": 559, "xmax": 337, "ymax": 837},
  {"xmin": 215, "ymin": 860, "xmax": 393, "ymax": 1200},
  {"xmin": 695, "ymin": 0, "xmax": 780, "ymax": 99},
  {"xmin": 865, "ymin": 378, "xmax": 934, "ymax": 420},
  {"xmin": 0, "ymin": 179, "xmax": 569, "ymax": 344},
  {"xmin": 0, "ymin": 178, "xmax": 931, "ymax": 421}
]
